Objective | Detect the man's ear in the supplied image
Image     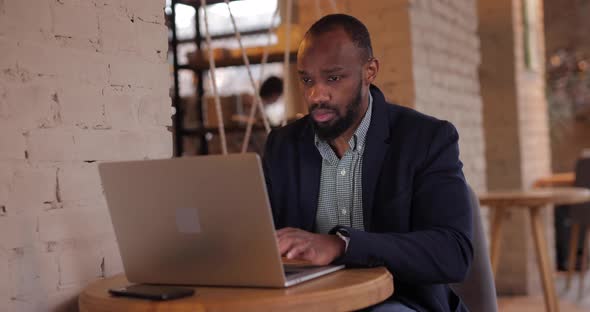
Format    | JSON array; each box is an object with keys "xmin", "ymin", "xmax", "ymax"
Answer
[{"xmin": 365, "ymin": 58, "xmax": 379, "ymax": 84}]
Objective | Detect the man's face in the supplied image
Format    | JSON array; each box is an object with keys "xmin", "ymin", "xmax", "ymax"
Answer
[{"xmin": 297, "ymin": 28, "xmax": 367, "ymax": 141}]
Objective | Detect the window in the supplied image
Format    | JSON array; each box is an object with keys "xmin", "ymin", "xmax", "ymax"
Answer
[{"xmin": 167, "ymin": 0, "xmax": 283, "ymax": 95}]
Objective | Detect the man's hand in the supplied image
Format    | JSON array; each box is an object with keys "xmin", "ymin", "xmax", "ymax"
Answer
[{"xmin": 276, "ymin": 227, "xmax": 345, "ymax": 266}]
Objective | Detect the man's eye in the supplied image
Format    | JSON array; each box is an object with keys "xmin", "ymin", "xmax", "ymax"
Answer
[
  {"xmin": 301, "ymin": 77, "xmax": 312, "ymax": 84},
  {"xmin": 328, "ymin": 75, "xmax": 341, "ymax": 82}
]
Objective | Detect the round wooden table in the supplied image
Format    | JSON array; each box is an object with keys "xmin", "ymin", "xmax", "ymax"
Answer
[
  {"xmin": 79, "ymin": 267, "xmax": 393, "ymax": 312},
  {"xmin": 479, "ymin": 187, "xmax": 590, "ymax": 312}
]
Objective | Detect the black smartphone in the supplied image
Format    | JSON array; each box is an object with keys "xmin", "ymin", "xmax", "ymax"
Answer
[{"xmin": 108, "ymin": 284, "xmax": 195, "ymax": 301}]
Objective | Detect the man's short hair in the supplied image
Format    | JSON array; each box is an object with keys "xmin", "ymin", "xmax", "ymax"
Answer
[{"xmin": 305, "ymin": 14, "xmax": 373, "ymax": 61}]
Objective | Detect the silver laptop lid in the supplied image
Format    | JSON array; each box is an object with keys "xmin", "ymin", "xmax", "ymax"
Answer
[{"xmin": 99, "ymin": 153, "xmax": 287, "ymax": 287}]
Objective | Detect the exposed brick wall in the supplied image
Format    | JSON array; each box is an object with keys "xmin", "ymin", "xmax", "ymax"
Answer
[
  {"xmin": 407, "ymin": 0, "xmax": 486, "ymax": 194},
  {"xmin": 0, "ymin": 0, "xmax": 171, "ymax": 310},
  {"xmin": 479, "ymin": 0, "xmax": 552, "ymax": 295}
]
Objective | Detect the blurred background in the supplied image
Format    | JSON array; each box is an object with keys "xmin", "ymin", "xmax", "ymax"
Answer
[{"xmin": 0, "ymin": 0, "xmax": 589, "ymax": 311}]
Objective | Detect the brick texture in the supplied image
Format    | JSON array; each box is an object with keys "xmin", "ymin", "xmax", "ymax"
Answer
[
  {"xmin": 407, "ymin": 0, "xmax": 486, "ymax": 194},
  {"xmin": 0, "ymin": 0, "xmax": 171, "ymax": 309}
]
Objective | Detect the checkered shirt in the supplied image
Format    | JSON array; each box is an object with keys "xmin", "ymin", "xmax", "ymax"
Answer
[{"xmin": 313, "ymin": 92, "xmax": 373, "ymax": 234}]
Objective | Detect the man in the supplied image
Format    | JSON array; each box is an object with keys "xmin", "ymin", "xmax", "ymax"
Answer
[
  {"xmin": 263, "ymin": 14, "xmax": 473, "ymax": 311},
  {"xmin": 259, "ymin": 76, "xmax": 285, "ymax": 126}
]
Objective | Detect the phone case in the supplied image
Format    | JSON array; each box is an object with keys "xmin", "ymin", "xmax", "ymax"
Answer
[{"xmin": 108, "ymin": 284, "xmax": 195, "ymax": 300}]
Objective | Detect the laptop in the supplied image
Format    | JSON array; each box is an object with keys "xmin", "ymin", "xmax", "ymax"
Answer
[{"xmin": 98, "ymin": 153, "xmax": 344, "ymax": 288}]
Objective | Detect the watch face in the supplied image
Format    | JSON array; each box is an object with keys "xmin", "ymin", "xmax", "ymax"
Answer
[{"xmin": 337, "ymin": 228, "xmax": 350, "ymax": 237}]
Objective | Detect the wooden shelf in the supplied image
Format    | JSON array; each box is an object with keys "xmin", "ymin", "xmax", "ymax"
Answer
[
  {"xmin": 182, "ymin": 125, "xmax": 272, "ymax": 135},
  {"xmin": 175, "ymin": 0, "xmax": 241, "ymax": 8},
  {"xmin": 168, "ymin": 29, "xmax": 270, "ymax": 46},
  {"xmin": 188, "ymin": 50, "xmax": 297, "ymax": 70}
]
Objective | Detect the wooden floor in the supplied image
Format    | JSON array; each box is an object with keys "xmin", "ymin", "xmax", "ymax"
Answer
[
  {"xmin": 498, "ymin": 272, "xmax": 590, "ymax": 312},
  {"xmin": 498, "ymin": 295, "xmax": 588, "ymax": 312}
]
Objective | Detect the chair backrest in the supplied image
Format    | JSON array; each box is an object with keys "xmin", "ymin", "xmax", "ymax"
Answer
[
  {"xmin": 574, "ymin": 157, "xmax": 590, "ymax": 188},
  {"xmin": 570, "ymin": 157, "xmax": 590, "ymax": 222},
  {"xmin": 451, "ymin": 185, "xmax": 498, "ymax": 312}
]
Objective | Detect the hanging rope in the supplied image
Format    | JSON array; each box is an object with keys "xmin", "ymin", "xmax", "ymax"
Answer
[
  {"xmin": 329, "ymin": 0, "xmax": 338, "ymax": 12},
  {"xmin": 223, "ymin": 0, "xmax": 272, "ymax": 154},
  {"xmin": 280, "ymin": 0, "xmax": 293, "ymax": 126},
  {"xmin": 315, "ymin": 0, "xmax": 322, "ymax": 19},
  {"xmin": 258, "ymin": 6, "xmax": 280, "ymax": 87},
  {"xmin": 201, "ymin": 0, "xmax": 228, "ymax": 155},
  {"xmin": 241, "ymin": 5, "xmax": 280, "ymax": 153}
]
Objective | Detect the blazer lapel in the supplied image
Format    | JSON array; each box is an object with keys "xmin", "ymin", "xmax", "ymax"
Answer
[
  {"xmin": 298, "ymin": 121, "xmax": 322, "ymax": 232},
  {"xmin": 362, "ymin": 86, "xmax": 391, "ymax": 229}
]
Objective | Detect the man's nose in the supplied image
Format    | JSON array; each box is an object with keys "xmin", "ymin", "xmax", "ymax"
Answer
[{"xmin": 308, "ymin": 84, "xmax": 330, "ymax": 104}]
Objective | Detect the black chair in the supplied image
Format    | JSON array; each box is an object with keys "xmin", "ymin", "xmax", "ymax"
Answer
[
  {"xmin": 565, "ymin": 157, "xmax": 590, "ymax": 299},
  {"xmin": 451, "ymin": 185, "xmax": 498, "ymax": 312}
]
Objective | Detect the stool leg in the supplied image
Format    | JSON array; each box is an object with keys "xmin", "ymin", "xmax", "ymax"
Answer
[
  {"xmin": 579, "ymin": 228, "xmax": 589, "ymax": 301},
  {"xmin": 566, "ymin": 223, "xmax": 580, "ymax": 290},
  {"xmin": 490, "ymin": 208, "xmax": 507, "ymax": 277},
  {"xmin": 530, "ymin": 206, "xmax": 559, "ymax": 312}
]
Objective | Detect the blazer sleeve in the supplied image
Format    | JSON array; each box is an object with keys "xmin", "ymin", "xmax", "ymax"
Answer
[{"xmin": 332, "ymin": 121, "xmax": 474, "ymax": 284}]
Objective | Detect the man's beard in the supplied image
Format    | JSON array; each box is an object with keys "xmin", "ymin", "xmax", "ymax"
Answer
[{"xmin": 310, "ymin": 82, "xmax": 363, "ymax": 141}]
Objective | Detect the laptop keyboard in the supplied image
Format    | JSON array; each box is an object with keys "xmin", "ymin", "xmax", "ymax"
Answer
[
  {"xmin": 284, "ymin": 266, "xmax": 308, "ymax": 276},
  {"xmin": 284, "ymin": 264, "xmax": 319, "ymax": 277}
]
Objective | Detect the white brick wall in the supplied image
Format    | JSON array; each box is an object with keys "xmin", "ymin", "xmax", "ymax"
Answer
[
  {"xmin": 52, "ymin": 2, "xmax": 100, "ymax": 40},
  {"xmin": 0, "ymin": 0, "xmax": 171, "ymax": 309},
  {"xmin": 408, "ymin": 0, "xmax": 486, "ymax": 194}
]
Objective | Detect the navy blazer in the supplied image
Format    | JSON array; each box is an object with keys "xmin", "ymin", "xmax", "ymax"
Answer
[{"xmin": 263, "ymin": 85, "xmax": 473, "ymax": 311}]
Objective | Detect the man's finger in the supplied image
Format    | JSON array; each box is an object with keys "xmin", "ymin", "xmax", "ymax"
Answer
[
  {"xmin": 278, "ymin": 236, "xmax": 302, "ymax": 256},
  {"xmin": 276, "ymin": 227, "xmax": 300, "ymax": 238},
  {"xmin": 278, "ymin": 232, "xmax": 307, "ymax": 243},
  {"xmin": 286, "ymin": 241, "xmax": 311, "ymax": 259}
]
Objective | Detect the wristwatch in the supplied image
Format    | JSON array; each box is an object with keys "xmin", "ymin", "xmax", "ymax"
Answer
[{"xmin": 335, "ymin": 228, "xmax": 350, "ymax": 253}]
